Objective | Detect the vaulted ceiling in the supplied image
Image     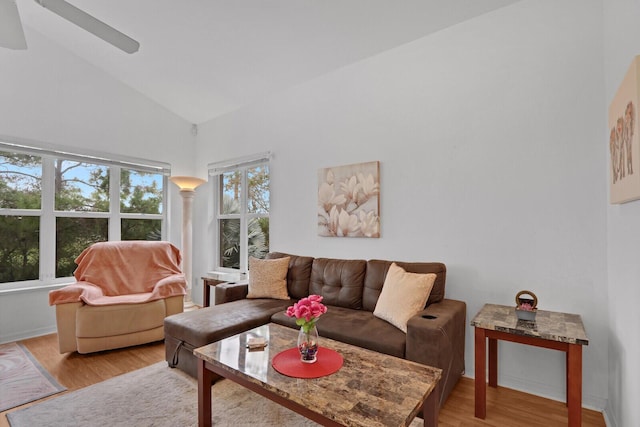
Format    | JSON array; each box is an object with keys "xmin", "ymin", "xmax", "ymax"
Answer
[{"xmin": 15, "ymin": 0, "xmax": 519, "ymax": 124}]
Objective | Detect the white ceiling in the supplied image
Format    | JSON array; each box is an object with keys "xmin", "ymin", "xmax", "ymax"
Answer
[{"xmin": 16, "ymin": 0, "xmax": 519, "ymax": 124}]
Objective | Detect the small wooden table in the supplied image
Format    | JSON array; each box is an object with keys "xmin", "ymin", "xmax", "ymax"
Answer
[
  {"xmin": 194, "ymin": 323, "xmax": 442, "ymax": 427},
  {"xmin": 201, "ymin": 276, "xmax": 227, "ymax": 307},
  {"xmin": 471, "ymin": 304, "xmax": 589, "ymax": 427}
]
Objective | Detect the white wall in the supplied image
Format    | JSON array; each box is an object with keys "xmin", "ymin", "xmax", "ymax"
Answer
[
  {"xmin": 603, "ymin": 1, "xmax": 640, "ymax": 426},
  {"xmin": 195, "ymin": 0, "xmax": 609, "ymax": 411},
  {"xmin": 0, "ymin": 29, "xmax": 194, "ymax": 343}
]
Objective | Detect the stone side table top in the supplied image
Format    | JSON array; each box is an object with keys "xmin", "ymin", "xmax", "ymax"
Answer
[{"xmin": 471, "ymin": 303, "xmax": 589, "ymax": 345}]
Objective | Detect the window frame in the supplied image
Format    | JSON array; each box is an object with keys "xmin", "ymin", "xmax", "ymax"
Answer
[{"xmin": 0, "ymin": 140, "xmax": 169, "ymax": 290}]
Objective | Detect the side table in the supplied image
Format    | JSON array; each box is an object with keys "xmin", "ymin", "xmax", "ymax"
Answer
[
  {"xmin": 471, "ymin": 303, "xmax": 589, "ymax": 427},
  {"xmin": 201, "ymin": 276, "xmax": 227, "ymax": 307}
]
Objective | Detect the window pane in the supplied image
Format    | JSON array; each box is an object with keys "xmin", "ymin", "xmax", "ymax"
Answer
[
  {"xmin": 56, "ymin": 217, "xmax": 108, "ymax": 277},
  {"xmin": 120, "ymin": 169, "xmax": 163, "ymax": 214},
  {"xmin": 248, "ymin": 217, "xmax": 269, "ymax": 260},
  {"xmin": 221, "ymin": 171, "xmax": 241, "ymax": 214},
  {"xmin": 0, "ymin": 216, "xmax": 39, "ymax": 282},
  {"xmin": 247, "ymin": 165, "xmax": 269, "ymax": 214},
  {"xmin": 0, "ymin": 152, "xmax": 42, "ymax": 209},
  {"xmin": 220, "ymin": 218, "xmax": 240, "ymax": 269},
  {"xmin": 55, "ymin": 160, "xmax": 109, "ymax": 212},
  {"xmin": 121, "ymin": 219, "xmax": 161, "ymax": 240}
]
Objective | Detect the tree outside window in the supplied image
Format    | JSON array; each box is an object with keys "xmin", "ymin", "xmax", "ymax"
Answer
[
  {"xmin": 217, "ymin": 164, "xmax": 269, "ymax": 272},
  {"xmin": 0, "ymin": 152, "xmax": 42, "ymax": 282}
]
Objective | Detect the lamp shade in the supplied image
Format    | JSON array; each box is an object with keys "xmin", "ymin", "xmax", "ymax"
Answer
[{"xmin": 170, "ymin": 176, "xmax": 206, "ymax": 191}]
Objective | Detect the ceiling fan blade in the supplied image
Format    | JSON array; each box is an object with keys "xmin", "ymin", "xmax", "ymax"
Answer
[
  {"xmin": 35, "ymin": 0, "xmax": 140, "ymax": 53},
  {"xmin": 0, "ymin": 0, "xmax": 28, "ymax": 49}
]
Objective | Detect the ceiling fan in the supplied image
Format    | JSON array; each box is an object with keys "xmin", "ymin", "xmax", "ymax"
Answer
[{"xmin": 0, "ymin": 0, "xmax": 139, "ymax": 53}]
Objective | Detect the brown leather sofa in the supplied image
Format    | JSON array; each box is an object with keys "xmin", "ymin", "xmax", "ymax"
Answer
[{"xmin": 164, "ymin": 252, "xmax": 466, "ymax": 406}]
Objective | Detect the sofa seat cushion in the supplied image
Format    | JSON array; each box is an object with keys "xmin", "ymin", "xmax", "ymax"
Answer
[
  {"xmin": 164, "ymin": 298, "xmax": 291, "ymax": 347},
  {"xmin": 76, "ymin": 299, "xmax": 165, "ymax": 338},
  {"xmin": 271, "ymin": 305, "xmax": 406, "ymax": 358}
]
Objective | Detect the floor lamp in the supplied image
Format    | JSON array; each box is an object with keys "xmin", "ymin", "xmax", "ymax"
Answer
[{"xmin": 170, "ymin": 176, "xmax": 206, "ymax": 309}]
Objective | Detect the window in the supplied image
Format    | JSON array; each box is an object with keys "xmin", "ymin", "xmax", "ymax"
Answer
[
  {"xmin": 211, "ymin": 153, "xmax": 270, "ymax": 273},
  {"xmin": 119, "ymin": 168, "xmax": 164, "ymax": 241},
  {"xmin": 0, "ymin": 153, "xmax": 41, "ymax": 282},
  {"xmin": 0, "ymin": 141, "xmax": 168, "ymax": 287}
]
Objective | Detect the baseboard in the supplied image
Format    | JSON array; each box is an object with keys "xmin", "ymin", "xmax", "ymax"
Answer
[
  {"xmin": 462, "ymin": 373, "xmax": 607, "ymax": 413},
  {"xmin": 603, "ymin": 399, "xmax": 617, "ymax": 427},
  {"xmin": 0, "ymin": 326, "xmax": 57, "ymax": 345}
]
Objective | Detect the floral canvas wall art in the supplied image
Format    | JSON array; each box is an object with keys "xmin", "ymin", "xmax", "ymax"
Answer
[
  {"xmin": 609, "ymin": 56, "xmax": 640, "ymax": 204},
  {"xmin": 318, "ymin": 161, "xmax": 380, "ymax": 237}
]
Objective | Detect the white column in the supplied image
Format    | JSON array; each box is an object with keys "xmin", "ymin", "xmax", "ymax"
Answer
[
  {"xmin": 170, "ymin": 176, "xmax": 206, "ymax": 309},
  {"xmin": 179, "ymin": 189, "xmax": 196, "ymax": 307}
]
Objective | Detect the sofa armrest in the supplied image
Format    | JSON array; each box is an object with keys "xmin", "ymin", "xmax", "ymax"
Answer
[
  {"xmin": 406, "ymin": 298, "xmax": 466, "ymax": 406},
  {"xmin": 214, "ymin": 281, "xmax": 249, "ymax": 305},
  {"xmin": 55, "ymin": 302, "xmax": 83, "ymax": 353}
]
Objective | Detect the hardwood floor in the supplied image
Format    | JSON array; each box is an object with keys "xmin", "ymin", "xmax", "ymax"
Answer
[
  {"xmin": 1, "ymin": 334, "xmax": 606, "ymax": 427},
  {"xmin": 437, "ymin": 377, "xmax": 605, "ymax": 427},
  {"xmin": 0, "ymin": 334, "xmax": 165, "ymax": 427}
]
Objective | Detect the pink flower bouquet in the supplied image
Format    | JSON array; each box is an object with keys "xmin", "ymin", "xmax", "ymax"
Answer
[
  {"xmin": 517, "ymin": 302, "xmax": 534, "ymax": 311},
  {"xmin": 285, "ymin": 294, "xmax": 327, "ymax": 333}
]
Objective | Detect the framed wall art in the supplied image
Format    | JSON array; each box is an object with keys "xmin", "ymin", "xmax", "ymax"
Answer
[
  {"xmin": 317, "ymin": 161, "xmax": 380, "ymax": 237},
  {"xmin": 609, "ymin": 55, "xmax": 640, "ymax": 204}
]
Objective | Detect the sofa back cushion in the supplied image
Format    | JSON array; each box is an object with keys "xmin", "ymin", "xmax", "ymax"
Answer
[
  {"xmin": 265, "ymin": 252, "xmax": 314, "ymax": 299},
  {"xmin": 363, "ymin": 260, "xmax": 446, "ymax": 312},
  {"xmin": 309, "ymin": 258, "xmax": 366, "ymax": 309}
]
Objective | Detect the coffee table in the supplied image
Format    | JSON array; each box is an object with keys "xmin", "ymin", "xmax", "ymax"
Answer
[{"xmin": 194, "ymin": 323, "xmax": 442, "ymax": 427}]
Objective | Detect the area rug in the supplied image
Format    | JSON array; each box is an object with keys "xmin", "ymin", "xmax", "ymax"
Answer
[
  {"xmin": 7, "ymin": 362, "xmax": 311, "ymax": 426},
  {"xmin": 0, "ymin": 342, "xmax": 66, "ymax": 412},
  {"xmin": 8, "ymin": 361, "xmax": 424, "ymax": 426}
]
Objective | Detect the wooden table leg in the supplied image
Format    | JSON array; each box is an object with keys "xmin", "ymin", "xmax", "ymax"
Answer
[
  {"xmin": 565, "ymin": 351, "xmax": 569, "ymax": 407},
  {"xmin": 566, "ymin": 344, "xmax": 582, "ymax": 427},
  {"xmin": 488, "ymin": 338, "xmax": 498, "ymax": 387},
  {"xmin": 474, "ymin": 327, "xmax": 486, "ymax": 419},
  {"xmin": 203, "ymin": 284, "xmax": 211, "ymax": 308},
  {"xmin": 198, "ymin": 359, "xmax": 213, "ymax": 427},
  {"xmin": 422, "ymin": 384, "xmax": 439, "ymax": 427}
]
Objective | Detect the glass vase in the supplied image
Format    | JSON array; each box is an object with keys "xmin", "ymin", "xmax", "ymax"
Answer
[{"xmin": 297, "ymin": 324, "xmax": 319, "ymax": 363}]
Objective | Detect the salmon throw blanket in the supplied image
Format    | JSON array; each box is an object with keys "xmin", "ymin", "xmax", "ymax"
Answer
[{"xmin": 49, "ymin": 241, "xmax": 187, "ymax": 306}]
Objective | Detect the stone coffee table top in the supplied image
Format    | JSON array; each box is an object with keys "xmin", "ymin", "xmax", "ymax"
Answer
[
  {"xmin": 471, "ymin": 303, "xmax": 589, "ymax": 345},
  {"xmin": 194, "ymin": 323, "xmax": 442, "ymax": 427}
]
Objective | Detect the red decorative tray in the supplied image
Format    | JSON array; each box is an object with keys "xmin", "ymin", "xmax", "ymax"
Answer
[{"xmin": 272, "ymin": 347, "xmax": 343, "ymax": 379}]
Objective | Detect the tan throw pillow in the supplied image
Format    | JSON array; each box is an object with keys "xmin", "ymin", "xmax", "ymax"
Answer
[
  {"xmin": 247, "ymin": 257, "xmax": 291, "ymax": 300},
  {"xmin": 373, "ymin": 263, "xmax": 436, "ymax": 333}
]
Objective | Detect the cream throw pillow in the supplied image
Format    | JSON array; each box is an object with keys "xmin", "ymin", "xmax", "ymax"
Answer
[
  {"xmin": 373, "ymin": 263, "xmax": 436, "ymax": 333},
  {"xmin": 247, "ymin": 257, "xmax": 291, "ymax": 300}
]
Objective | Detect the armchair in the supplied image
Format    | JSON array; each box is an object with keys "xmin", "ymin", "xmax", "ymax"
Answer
[{"xmin": 49, "ymin": 241, "xmax": 187, "ymax": 354}]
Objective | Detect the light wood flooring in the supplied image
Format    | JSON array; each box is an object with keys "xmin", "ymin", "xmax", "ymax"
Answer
[{"xmin": 1, "ymin": 333, "xmax": 606, "ymax": 427}]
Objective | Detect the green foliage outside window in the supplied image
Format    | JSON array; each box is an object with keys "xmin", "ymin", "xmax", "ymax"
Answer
[
  {"xmin": 122, "ymin": 219, "xmax": 162, "ymax": 241},
  {"xmin": 219, "ymin": 163, "xmax": 270, "ymax": 270},
  {"xmin": 219, "ymin": 196, "xmax": 269, "ymax": 269},
  {"xmin": 55, "ymin": 217, "xmax": 108, "ymax": 277},
  {"xmin": 0, "ymin": 152, "xmax": 164, "ymax": 283},
  {"xmin": 1, "ymin": 152, "xmax": 41, "ymax": 282},
  {"xmin": 0, "ymin": 216, "xmax": 39, "ymax": 282}
]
